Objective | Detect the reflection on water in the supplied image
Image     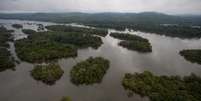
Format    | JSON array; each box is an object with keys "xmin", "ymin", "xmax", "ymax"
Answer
[{"xmin": 0, "ymin": 19, "xmax": 201, "ymax": 101}]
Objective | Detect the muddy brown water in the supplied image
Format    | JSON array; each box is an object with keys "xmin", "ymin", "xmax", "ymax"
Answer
[{"xmin": 0, "ymin": 19, "xmax": 201, "ymax": 101}]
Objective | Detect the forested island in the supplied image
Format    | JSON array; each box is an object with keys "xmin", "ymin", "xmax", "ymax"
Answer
[
  {"xmin": 0, "ymin": 26, "xmax": 15, "ymax": 71},
  {"xmin": 46, "ymin": 25, "xmax": 108, "ymax": 37},
  {"xmin": 179, "ymin": 49, "xmax": 201, "ymax": 65},
  {"xmin": 22, "ymin": 29, "xmax": 36, "ymax": 35},
  {"xmin": 110, "ymin": 33, "xmax": 152, "ymax": 52},
  {"xmin": 122, "ymin": 71, "xmax": 201, "ymax": 101},
  {"xmin": 15, "ymin": 38, "xmax": 77, "ymax": 63},
  {"xmin": 70, "ymin": 57, "xmax": 110, "ymax": 85},
  {"xmin": 12, "ymin": 24, "xmax": 23, "ymax": 29},
  {"xmin": 31, "ymin": 63, "xmax": 64, "ymax": 85},
  {"xmin": 15, "ymin": 26, "xmax": 104, "ymax": 63}
]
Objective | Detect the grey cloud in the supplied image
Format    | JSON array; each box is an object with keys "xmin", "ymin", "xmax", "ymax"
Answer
[{"xmin": 0, "ymin": 0, "xmax": 201, "ymax": 14}]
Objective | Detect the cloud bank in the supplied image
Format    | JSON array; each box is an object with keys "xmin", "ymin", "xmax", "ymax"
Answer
[{"xmin": 0, "ymin": 0, "xmax": 201, "ymax": 14}]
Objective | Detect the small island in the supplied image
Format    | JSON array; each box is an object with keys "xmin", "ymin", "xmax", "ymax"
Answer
[
  {"xmin": 0, "ymin": 26, "xmax": 15, "ymax": 71},
  {"xmin": 46, "ymin": 25, "xmax": 108, "ymax": 37},
  {"xmin": 22, "ymin": 29, "xmax": 36, "ymax": 35},
  {"xmin": 31, "ymin": 63, "xmax": 64, "ymax": 85},
  {"xmin": 179, "ymin": 49, "xmax": 201, "ymax": 65},
  {"xmin": 110, "ymin": 33, "xmax": 148, "ymax": 42},
  {"xmin": 110, "ymin": 33, "xmax": 152, "ymax": 52},
  {"xmin": 12, "ymin": 24, "xmax": 23, "ymax": 29},
  {"xmin": 122, "ymin": 71, "xmax": 201, "ymax": 101},
  {"xmin": 119, "ymin": 40, "xmax": 152, "ymax": 52},
  {"xmin": 70, "ymin": 57, "xmax": 110, "ymax": 85}
]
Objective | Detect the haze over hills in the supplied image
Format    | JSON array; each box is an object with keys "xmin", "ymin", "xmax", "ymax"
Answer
[{"xmin": 0, "ymin": 12, "xmax": 201, "ymax": 26}]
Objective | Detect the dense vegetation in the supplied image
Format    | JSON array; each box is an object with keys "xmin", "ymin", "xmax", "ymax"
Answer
[
  {"xmin": 0, "ymin": 48, "xmax": 15, "ymax": 71},
  {"xmin": 119, "ymin": 41, "xmax": 152, "ymax": 52},
  {"xmin": 179, "ymin": 49, "xmax": 201, "ymax": 65},
  {"xmin": 0, "ymin": 26, "xmax": 15, "ymax": 71},
  {"xmin": 60, "ymin": 96, "xmax": 72, "ymax": 101},
  {"xmin": 122, "ymin": 71, "xmax": 201, "ymax": 101},
  {"xmin": 15, "ymin": 28, "xmax": 103, "ymax": 63},
  {"xmin": 22, "ymin": 29, "xmax": 36, "ymax": 34},
  {"xmin": 46, "ymin": 25, "xmax": 108, "ymax": 37},
  {"xmin": 31, "ymin": 63, "xmax": 64, "ymax": 85},
  {"xmin": 70, "ymin": 57, "xmax": 110, "ymax": 85},
  {"xmin": 89, "ymin": 24, "xmax": 201, "ymax": 38},
  {"xmin": 110, "ymin": 33, "xmax": 148, "ymax": 42},
  {"xmin": 110, "ymin": 33, "xmax": 152, "ymax": 52},
  {"xmin": 12, "ymin": 24, "xmax": 23, "ymax": 29},
  {"xmin": 15, "ymin": 38, "xmax": 77, "ymax": 63},
  {"xmin": 1, "ymin": 12, "xmax": 201, "ymax": 38},
  {"xmin": 132, "ymin": 24, "xmax": 201, "ymax": 39},
  {"xmin": 37, "ymin": 24, "xmax": 45, "ymax": 31}
]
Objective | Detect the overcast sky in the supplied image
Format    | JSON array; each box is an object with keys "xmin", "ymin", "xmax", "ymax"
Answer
[{"xmin": 0, "ymin": 0, "xmax": 201, "ymax": 15}]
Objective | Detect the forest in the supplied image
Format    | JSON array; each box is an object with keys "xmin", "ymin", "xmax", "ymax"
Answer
[
  {"xmin": 12, "ymin": 24, "xmax": 23, "ymax": 29},
  {"xmin": 31, "ymin": 63, "xmax": 64, "ymax": 85},
  {"xmin": 179, "ymin": 49, "xmax": 201, "ymax": 65},
  {"xmin": 1, "ymin": 12, "xmax": 201, "ymax": 38},
  {"xmin": 22, "ymin": 29, "xmax": 36, "ymax": 35},
  {"xmin": 15, "ymin": 28, "xmax": 104, "ymax": 63},
  {"xmin": 110, "ymin": 32, "xmax": 152, "ymax": 52},
  {"xmin": 89, "ymin": 23, "xmax": 201, "ymax": 39},
  {"xmin": 132, "ymin": 24, "xmax": 201, "ymax": 39},
  {"xmin": 122, "ymin": 71, "xmax": 201, "ymax": 101},
  {"xmin": 0, "ymin": 26, "xmax": 15, "ymax": 71},
  {"xmin": 60, "ymin": 96, "xmax": 72, "ymax": 101},
  {"xmin": 70, "ymin": 57, "xmax": 110, "ymax": 85},
  {"xmin": 46, "ymin": 25, "xmax": 108, "ymax": 37},
  {"xmin": 15, "ymin": 38, "xmax": 77, "ymax": 63}
]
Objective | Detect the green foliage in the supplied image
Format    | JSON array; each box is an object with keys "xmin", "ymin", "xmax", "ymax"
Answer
[
  {"xmin": 122, "ymin": 71, "xmax": 201, "ymax": 101},
  {"xmin": 132, "ymin": 24, "xmax": 201, "ymax": 39},
  {"xmin": 1, "ymin": 13, "xmax": 200, "ymax": 38},
  {"xmin": 0, "ymin": 48, "xmax": 15, "ymax": 71},
  {"xmin": 12, "ymin": 24, "xmax": 23, "ymax": 29},
  {"xmin": 119, "ymin": 41, "xmax": 152, "ymax": 52},
  {"xmin": 31, "ymin": 63, "xmax": 64, "ymax": 85},
  {"xmin": 46, "ymin": 25, "xmax": 108, "ymax": 37},
  {"xmin": 70, "ymin": 57, "xmax": 110, "ymax": 85},
  {"xmin": 15, "ymin": 38, "xmax": 77, "ymax": 63},
  {"xmin": 110, "ymin": 33, "xmax": 152, "ymax": 52},
  {"xmin": 46, "ymin": 31, "xmax": 103, "ymax": 49},
  {"xmin": 22, "ymin": 29, "xmax": 36, "ymax": 34},
  {"xmin": 60, "ymin": 96, "xmax": 72, "ymax": 101},
  {"xmin": 110, "ymin": 33, "xmax": 148, "ymax": 42},
  {"xmin": 180, "ymin": 49, "xmax": 201, "ymax": 65},
  {"xmin": 0, "ymin": 26, "xmax": 13, "ymax": 47},
  {"xmin": 15, "ymin": 28, "xmax": 103, "ymax": 63},
  {"xmin": 0, "ymin": 26, "xmax": 15, "ymax": 71}
]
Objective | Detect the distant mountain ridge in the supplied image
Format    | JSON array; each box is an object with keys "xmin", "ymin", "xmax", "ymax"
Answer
[{"xmin": 0, "ymin": 12, "xmax": 201, "ymax": 25}]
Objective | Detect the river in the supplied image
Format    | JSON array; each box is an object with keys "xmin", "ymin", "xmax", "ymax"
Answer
[{"xmin": 0, "ymin": 19, "xmax": 201, "ymax": 101}]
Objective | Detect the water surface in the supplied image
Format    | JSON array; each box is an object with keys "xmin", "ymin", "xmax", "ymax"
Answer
[{"xmin": 0, "ymin": 19, "xmax": 201, "ymax": 101}]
